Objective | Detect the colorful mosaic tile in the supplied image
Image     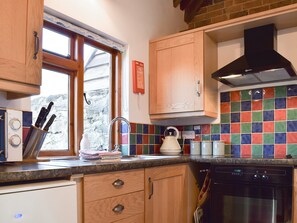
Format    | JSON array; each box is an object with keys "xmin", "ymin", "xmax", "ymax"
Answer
[{"xmin": 119, "ymin": 84, "xmax": 297, "ymax": 157}]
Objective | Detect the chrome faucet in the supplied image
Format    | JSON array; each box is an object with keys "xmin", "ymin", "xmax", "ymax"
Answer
[{"xmin": 108, "ymin": 116, "xmax": 131, "ymax": 153}]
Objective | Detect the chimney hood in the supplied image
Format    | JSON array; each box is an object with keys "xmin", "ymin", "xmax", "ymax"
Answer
[{"xmin": 211, "ymin": 24, "xmax": 297, "ymax": 87}]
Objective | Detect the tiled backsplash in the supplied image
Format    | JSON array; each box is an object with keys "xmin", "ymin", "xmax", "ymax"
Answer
[
  {"xmin": 22, "ymin": 111, "xmax": 33, "ymax": 141},
  {"xmin": 120, "ymin": 123, "xmax": 165, "ymax": 155},
  {"xmin": 218, "ymin": 85, "xmax": 297, "ymax": 158},
  {"xmin": 121, "ymin": 84, "xmax": 297, "ymax": 158}
]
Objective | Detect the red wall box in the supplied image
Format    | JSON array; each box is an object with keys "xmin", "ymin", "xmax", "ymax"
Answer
[{"xmin": 132, "ymin": 60, "xmax": 145, "ymax": 94}]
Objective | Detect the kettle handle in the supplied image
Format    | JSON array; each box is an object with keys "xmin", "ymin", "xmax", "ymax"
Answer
[{"xmin": 164, "ymin": 126, "xmax": 179, "ymax": 139}]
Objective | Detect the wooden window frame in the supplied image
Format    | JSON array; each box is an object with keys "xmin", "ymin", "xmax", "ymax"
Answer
[{"xmin": 41, "ymin": 21, "xmax": 121, "ymax": 156}]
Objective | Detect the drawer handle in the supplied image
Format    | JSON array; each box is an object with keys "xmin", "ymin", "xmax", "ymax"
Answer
[
  {"xmin": 112, "ymin": 179, "xmax": 124, "ymax": 188},
  {"xmin": 148, "ymin": 177, "xmax": 154, "ymax": 199},
  {"xmin": 112, "ymin": 204, "xmax": 124, "ymax": 213},
  {"xmin": 33, "ymin": 31, "xmax": 39, "ymax": 60}
]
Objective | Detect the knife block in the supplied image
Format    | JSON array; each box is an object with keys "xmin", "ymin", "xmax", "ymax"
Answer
[{"xmin": 23, "ymin": 125, "xmax": 48, "ymax": 160}]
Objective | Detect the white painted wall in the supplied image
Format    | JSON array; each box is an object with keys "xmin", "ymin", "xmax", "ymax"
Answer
[{"xmin": 0, "ymin": 0, "xmax": 186, "ymax": 123}]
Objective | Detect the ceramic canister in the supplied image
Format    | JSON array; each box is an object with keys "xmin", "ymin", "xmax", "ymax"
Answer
[
  {"xmin": 213, "ymin": 141, "xmax": 225, "ymax": 156},
  {"xmin": 190, "ymin": 140, "xmax": 200, "ymax": 155},
  {"xmin": 201, "ymin": 141, "xmax": 212, "ymax": 155}
]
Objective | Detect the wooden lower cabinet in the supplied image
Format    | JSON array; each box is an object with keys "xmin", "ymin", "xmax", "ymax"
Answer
[
  {"xmin": 145, "ymin": 164, "xmax": 198, "ymax": 223},
  {"xmin": 83, "ymin": 164, "xmax": 198, "ymax": 223},
  {"xmin": 85, "ymin": 191, "xmax": 144, "ymax": 222},
  {"xmin": 83, "ymin": 169, "xmax": 144, "ymax": 223}
]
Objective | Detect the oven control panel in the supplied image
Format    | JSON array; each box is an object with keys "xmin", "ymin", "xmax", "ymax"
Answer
[
  {"xmin": 212, "ymin": 165, "xmax": 292, "ymax": 185},
  {"xmin": 231, "ymin": 168, "xmax": 243, "ymax": 176}
]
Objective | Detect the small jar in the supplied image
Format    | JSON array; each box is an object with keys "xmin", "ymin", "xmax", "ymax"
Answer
[
  {"xmin": 201, "ymin": 141, "xmax": 212, "ymax": 155},
  {"xmin": 190, "ymin": 140, "xmax": 200, "ymax": 155},
  {"xmin": 213, "ymin": 141, "xmax": 225, "ymax": 156}
]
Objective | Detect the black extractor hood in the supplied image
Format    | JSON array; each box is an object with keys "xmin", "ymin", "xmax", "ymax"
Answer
[{"xmin": 212, "ymin": 24, "xmax": 297, "ymax": 87}]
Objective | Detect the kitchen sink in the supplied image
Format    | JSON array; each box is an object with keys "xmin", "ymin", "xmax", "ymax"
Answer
[{"xmin": 120, "ymin": 155, "xmax": 180, "ymax": 161}]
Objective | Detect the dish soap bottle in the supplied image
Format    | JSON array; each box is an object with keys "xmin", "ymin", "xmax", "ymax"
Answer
[{"xmin": 80, "ymin": 133, "xmax": 90, "ymax": 150}]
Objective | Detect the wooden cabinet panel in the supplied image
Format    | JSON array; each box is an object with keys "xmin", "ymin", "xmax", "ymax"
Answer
[
  {"xmin": 149, "ymin": 30, "xmax": 218, "ymax": 120},
  {"xmin": 85, "ymin": 191, "xmax": 144, "ymax": 223},
  {"xmin": 114, "ymin": 213, "xmax": 144, "ymax": 223},
  {"xmin": 145, "ymin": 164, "xmax": 187, "ymax": 223},
  {"xmin": 84, "ymin": 169, "xmax": 144, "ymax": 202},
  {"xmin": 0, "ymin": 0, "xmax": 43, "ymax": 97},
  {"xmin": 83, "ymin": 169, "xmax": 145, "ymax": 223}
]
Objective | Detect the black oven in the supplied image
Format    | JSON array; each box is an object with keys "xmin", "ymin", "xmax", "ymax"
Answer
[{"xmin": 211, "ymin": 165, "xmax": 292, "ymax": 223}]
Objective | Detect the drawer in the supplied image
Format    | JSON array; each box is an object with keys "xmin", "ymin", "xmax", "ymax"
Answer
[
  {"xmin": 84, "ymin": 169, "xmax": 144, "ymax": 202},
  {"xmin": 84, "ymin": 191, "xmax": 144, "ymax": 223}
]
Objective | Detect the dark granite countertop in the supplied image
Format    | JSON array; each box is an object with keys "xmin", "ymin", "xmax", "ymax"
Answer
[
  {"xmin": 1, "ymin": 155, "xmax": 297, "ymax": 183},
  {"xmin": 0, "ymin": 162, "xmax": 72, "ymax": 184}
]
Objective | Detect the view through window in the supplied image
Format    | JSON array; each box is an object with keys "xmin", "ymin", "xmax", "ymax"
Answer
[
  {"xmin": 83, "ymin": 44, "xmax": 111, "ymax": 150},
  {"xmin": 30, "ymin": 22, "xmax": 117, "ymax": 155},
  {"xmin": 31, "ymin": 69, "xmax": 70, "ymax": 150}
]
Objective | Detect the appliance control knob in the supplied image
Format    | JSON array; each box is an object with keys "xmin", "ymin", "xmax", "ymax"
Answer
[
  {"xmin": 9, "ymin": 118, "xmax": 21, "ymax": 130},
  {"xmin": 262, "ymin": 173, "xmax": 269, "ymax": 181},
  {"xmin": 9, "ymin": 135, "xmax": 21, "ymax": 147},
  {"xmin": 253, "ymin": 172, "xmax": 261, "ymax": 180}
]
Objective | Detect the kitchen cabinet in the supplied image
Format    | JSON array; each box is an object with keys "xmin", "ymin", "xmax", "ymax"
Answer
[
  {"xmin": 145, "ymin": 164, "xmax": 198, "ymax": 223},
  {"xmin": 149, "ymin": 30, "xmax": 218, "ymax": 120},
  {"xmin": 83, "ymin": 169, "xmax": 144, "ymax": 223},
  {"xmin": 0, "ymin": 0, "xmax": 43, "ymax": 99}
]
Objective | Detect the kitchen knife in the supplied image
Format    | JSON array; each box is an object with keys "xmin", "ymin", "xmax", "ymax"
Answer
[
  {"xmin": 34, "ymin": 107, "xmax": 47, "ymax": 128},
  {"xmin": 39, "ymin": 101, "xmax": 54, "ymax": 128},
  {"xmin": 43, "ymin": 114, "xmax": 56, "ymax": 131}
]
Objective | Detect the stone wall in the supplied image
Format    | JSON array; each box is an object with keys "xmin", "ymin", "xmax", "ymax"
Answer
[
  {"xmin": 31, "ymin": 88, "xmax": 109, "ymax": 151},
  {"xmin": 188, "ymin": 0, "xmax": 297, "ymax": 29}
]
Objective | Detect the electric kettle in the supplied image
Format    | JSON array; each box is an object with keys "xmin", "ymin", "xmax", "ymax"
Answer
[{"xmin": 160, "ymin": 126, "xmax": 181, "ymax": 155}]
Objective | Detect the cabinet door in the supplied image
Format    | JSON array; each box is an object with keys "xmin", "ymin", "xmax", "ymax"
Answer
[
  {"xmin": 0, "ymin": 0, "xmax": 43, "ymax": 86},
  {"xmin": 150, "ymin": 32, "xmax": 204, "ymax": 115},
  {"xmin": 145, "ymin": 164, "xmax": 187, "ymax": 223}
]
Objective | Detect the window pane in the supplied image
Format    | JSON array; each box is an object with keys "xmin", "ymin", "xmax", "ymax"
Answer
[
  {"xmin": 31, "ymin": 69, "xmax": 69, "ymax": 151},
  {"xmin": 42, "ymin": 28, "xmax": 70, "ymax": 57},
  {"xmin": 83, "ymin": 44, "xmax": 111, "ymax": 150}
]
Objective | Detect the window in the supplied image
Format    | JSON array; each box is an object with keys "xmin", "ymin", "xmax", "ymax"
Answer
[
  {"xmin": 42, "ymin": 28, "xmax": 71, "ymax": 57},
  {"xmin": 30, "ymin": 21, "xmax": 120, "ymax": 156},
  {"xmin": 83, "ymin": 44, "xmax": 112, "ymax": 150},
  {"xmin": 31, "ymin": 69, "xmax": 70, "ymax": 151}
]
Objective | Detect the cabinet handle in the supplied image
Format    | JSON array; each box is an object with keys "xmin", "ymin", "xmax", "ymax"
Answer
[
  {"xmin": 196, "ymin": 80, "xmax": 201, "ymax": 97},
  {"xmin": 33, "ymin": 31, "xmax": 39, "ymax": 60},
  {"xmin": 112, "ymin": 179, "xmax": 124, "ymax": 188},
  {"xmin": 112, "ymin": 204, "xmax": 124, "ymax": 213},
  {"xmin": 148, "ymin": 177, "xmax": 154, "ymax": 199}
]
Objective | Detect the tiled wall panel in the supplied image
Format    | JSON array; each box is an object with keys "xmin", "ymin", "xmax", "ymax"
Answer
[{"xmin": 121, "ymin": 84, "xmax": 297, "ymax": 158}]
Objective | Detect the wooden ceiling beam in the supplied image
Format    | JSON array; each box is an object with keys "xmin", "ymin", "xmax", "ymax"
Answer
[
  {"xmin": 184, "ymin": 0, "xmax": 204, "ymax": 23},
  {"xmin": 173, "ymin": 0, "xmax": 181, "ymax": 8},
  {"xmin": 180, "ymin": 0, "xmax": 191, "ymax": 10},
  {"xmin": 174, "ymin": 0, "xmax": 204, "ymax": 23}
]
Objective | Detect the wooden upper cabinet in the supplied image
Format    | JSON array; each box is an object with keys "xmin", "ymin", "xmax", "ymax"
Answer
[
  {"xmin": 0, "ymin": 0, "xmax": 43, "ymax": 98},
  {"xmin": 149, "ymin": 30, "xmax": 218, "ymax": 120}
]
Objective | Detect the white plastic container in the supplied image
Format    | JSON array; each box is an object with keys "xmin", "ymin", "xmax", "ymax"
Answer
[
  {"xmin": 190, "ymin": 140, "xmax": 201, "ymax": 155},
  {"xmin": 80, "ymin": 133, "xmax": 90, "ymax": 150},
  {"xmin": 201, "ymin": 141, "xmax": 212, "ymax": 155},
  {"xmin": 213, "ymin": 141, "xmax": 225, "ymax": 156}
]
